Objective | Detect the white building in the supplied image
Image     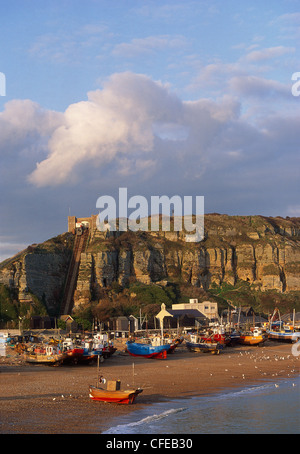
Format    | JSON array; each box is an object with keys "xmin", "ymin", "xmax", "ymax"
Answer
[{"xmin": 172, "ymin": 299, "xmax": 218, "ymax": 320}]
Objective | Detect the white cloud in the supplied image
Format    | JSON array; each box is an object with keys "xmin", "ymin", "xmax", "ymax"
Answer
[
  {"xmin": 244, "ymin": 46, "xmax": 295, "ymax": 62},
  {"xmin": 229, "ymin": 75, "xmax": 291, "ymax": 99},
  {"xmin": 28, "ymin": 72, "xmax": 183, "ymax": 186}
]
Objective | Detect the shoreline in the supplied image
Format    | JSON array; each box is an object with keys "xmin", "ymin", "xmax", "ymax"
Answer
[{"xmin": 0, "ymin": 341, "xmax": 299, "ymax": 434}]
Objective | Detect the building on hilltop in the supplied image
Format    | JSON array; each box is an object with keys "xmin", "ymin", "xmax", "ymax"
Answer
[{"xmin": 68, "ymin": 215, "xmax": 98, "ymax": 234}]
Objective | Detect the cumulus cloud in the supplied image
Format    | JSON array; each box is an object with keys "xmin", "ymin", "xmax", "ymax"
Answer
[
  {"xmin": 26, "ymin": 72, "xmax": 245, "ymax": 187},
  {"xmin": 229, "ymin": 75, "xmax": 291, "ymax": 99},
  {"xmin": 28, "ymin": 72, "xmax": 184, "ymax": 186},
  {"xmin": 0, "ymin": 99, "xmax": 62, "ymax": 148}
]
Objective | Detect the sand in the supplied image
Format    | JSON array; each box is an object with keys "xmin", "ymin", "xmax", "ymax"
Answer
[{"xmin": 0, "ymin": 340, "xmax": 299, "ymax": 434}]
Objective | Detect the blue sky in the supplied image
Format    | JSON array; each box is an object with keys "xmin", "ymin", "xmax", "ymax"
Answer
[{"xmin": 0, "ymin": 0, "xmax": 300, "ymax": 261}]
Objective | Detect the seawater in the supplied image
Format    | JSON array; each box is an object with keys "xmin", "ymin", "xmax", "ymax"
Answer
[{"xmin": 103, "ymin": 376, "xmax": 300, "ymax": 434}]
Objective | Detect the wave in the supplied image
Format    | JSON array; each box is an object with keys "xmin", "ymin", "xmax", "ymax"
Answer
[
  {"xmin": 103, "ymin": 407, "xmax": 187, "ymax": 434},
  {"xmin": 103, "ymin": 376, "xmax": 300, "ymax": 435}
]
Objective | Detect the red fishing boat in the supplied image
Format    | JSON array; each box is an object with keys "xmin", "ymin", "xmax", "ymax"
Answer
[
  {"xmin": 199, "ymin": 325, "xmax": 231, "ymax": 346},
  {"xmin": 61, "ymin": 338, "xmax": 84, "ymax": 363}
]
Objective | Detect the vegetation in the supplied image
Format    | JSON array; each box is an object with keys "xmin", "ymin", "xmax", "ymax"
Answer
[
  {"xmin": 0, "ymin": 284, "xmax": 48, "ymax": 329},
  {"xmin": 208, "ymin": 280, "xmax": 300, "ymax": 316},
  {"xmin": 0, "ymin": 284, "xmax": 18, "ymax": 324}
]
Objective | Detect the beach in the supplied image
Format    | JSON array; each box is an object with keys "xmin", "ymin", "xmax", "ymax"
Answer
[{"xmin": 0, "ymin": 341, "xmax": 299, "ymax": 434}]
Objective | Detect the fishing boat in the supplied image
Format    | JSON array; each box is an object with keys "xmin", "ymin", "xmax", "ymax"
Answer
[
  {"xmin": 149, "ymin": 335, "xmax": 181, "ymax": 354},
  {"xmin": 267, "ymin": 308, "xmax": 300, "ymax": 343},
  {"xmin": 91, "ymin": 334, "xmax": 117, "ymax": 359},
  {"xmin": 61, "ymin": 338, "xmax": 85, "ymax": 364},
  {"xmin": 268, "ymin": 327, "xmax": 300, "ymax": 343},
  {"xmin": 238, "ymin": 328, "xmax": 266, "ymax": 346},
  {"xmin": 126, "ymin": 340, "xmax": 171, "ymax": 359},
  {"xmin": 185, "ymin": 334, "xmax": 223, "ymax": 354},
  {"xmin": 79, "ymin": 346, "xmax": 97, "ymax": 363},
  {"xmin": 89, "ymin": 384, "xmax": 143, "ymax": 404},
  {"xmin": 227, "ymin": 329, "xmax": 241, "ymax": 345},
  {"xmin": 24, "ymin": 345, "xmax": 66, "ymax": 366},
  {"xmin": 88, "ymin": 355, "xmax": 143, "ymax": 404},
  {"xmin": 199, "ymin": 325, "xmax": 231, "ymax": 346}
]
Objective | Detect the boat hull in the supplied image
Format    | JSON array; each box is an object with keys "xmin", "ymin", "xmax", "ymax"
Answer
[
  {"xmin": 228, "ymin": 334, "xmax": 241, "ymax": 345},
  {"xmin": 186, "ymin": 341, "xmax": 222, "ymax": 354},
  {"xmin": 24, "ymin": 353, "xmax": 66, "ymax": 365},
  {"xmin": 199, "ymin": 334, "xmax": 230, "ymax": 346},
  {"xmin": 126, "ymin": 342, "xmax": 171, "ymax": 359},
  {"xmin": 238, "ymin": 335, "xmax": 265, "ymax": 346},
  {"xmin": 89, "ymin": 386, "xmax": 143, "ymax": 404},
  {"xmin": 268, "ymin": 331, "xmax": 300, "ymax": 343}
]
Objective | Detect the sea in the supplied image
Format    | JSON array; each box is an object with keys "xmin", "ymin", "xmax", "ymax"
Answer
[{"xmin": 103, "ymin": 375, "xmax": 300, "ymax": 435}]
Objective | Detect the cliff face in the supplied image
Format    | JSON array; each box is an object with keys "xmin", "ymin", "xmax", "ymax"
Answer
[
  {"xmin": 0, "ymin": 234, "xmax": 73, "ymax": 312},
  {"xmin": 0, "ymin": 215, "xmax": 299, "ymax": 312},
  {"xmin": 74, "ymin": 214, "xmax": 300, "ymax": 307}
]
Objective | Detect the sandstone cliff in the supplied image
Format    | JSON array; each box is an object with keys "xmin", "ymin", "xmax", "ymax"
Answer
[{"xmin": 0, "ymin": 215, "xmax": 299, "ymax": 313}]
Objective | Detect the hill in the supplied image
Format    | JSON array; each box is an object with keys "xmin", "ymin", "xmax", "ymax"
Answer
[{"xmin": 0, "ymin": 214, "xmax": 299, "ymax": 327}]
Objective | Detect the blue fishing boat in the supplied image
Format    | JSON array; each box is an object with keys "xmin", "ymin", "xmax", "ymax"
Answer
[
  {"xmin": 268, "ymin": 308, "xmax": 300, "ymax": 343},
  {"xmin": 126, "ymin": 341, "xmax": 171, "ymax": 359},
  {"xmin": 268, "ymin": 328, "xmax": 300, "ymax": 343}
]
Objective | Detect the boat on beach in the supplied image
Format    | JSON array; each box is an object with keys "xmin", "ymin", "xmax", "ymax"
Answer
[
  {"xmin": 89, "ymin": 384, "xmax": 143, "ymax": 404},
  {"xmin": 227, "ymin": 330, "xmax": 241, "ymax": 345},
  {"xmin": 238, "ymin": 328, "xmax": 266, "ymax": 346},
  {"xmin": 126, "ymin": 340, "xmax": 171, "ymax": 359},
  {"xmin": 90, "ymin": 333, "xmax": 117, "ymax": 359},
  {"xmin": 268, "ymin": 328, "xmax": 300, "ymax": 343},
  {"xmin": 199, "ymin": 324, "xmax": 231, "ymax": 346},
  {"xmin": 89, "ymin": 355, "xmax": 143, "ymax": 404},
  {"xmin": 267, "ymin": 308, "xmax": 300, "ymax": 343},
  {"xmin": 185, "ymin": 334, "xmax": 223, "ymax": 354},
  {"xmin": 61, "ymin": 338, "xmax": 85, "ymax": 364},
  {"xmin": 24, "ymin": 345, "xmax": 66, "ymax": 366}
]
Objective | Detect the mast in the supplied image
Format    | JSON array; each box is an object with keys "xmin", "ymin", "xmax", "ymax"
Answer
[
  {"xmin": 96, "ymin": 354, "xmax": 100, "ymax": 388},
  {"xmin": 237, "ymin": 306, "xmax": 241, "ymax": 329},
  {"xmin": 293, "ymin": 309, "xmax": 295, "ymax": 328}
]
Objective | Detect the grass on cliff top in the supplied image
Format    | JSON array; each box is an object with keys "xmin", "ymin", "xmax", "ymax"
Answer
[{"xmin": 87, "ymin": 214, "xmax": 300, "ymax": 254}]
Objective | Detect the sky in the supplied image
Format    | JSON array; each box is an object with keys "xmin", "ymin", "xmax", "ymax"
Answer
[{"xmin": 0, "ymin": 0, "xmax": 300, "ymax": 262}]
